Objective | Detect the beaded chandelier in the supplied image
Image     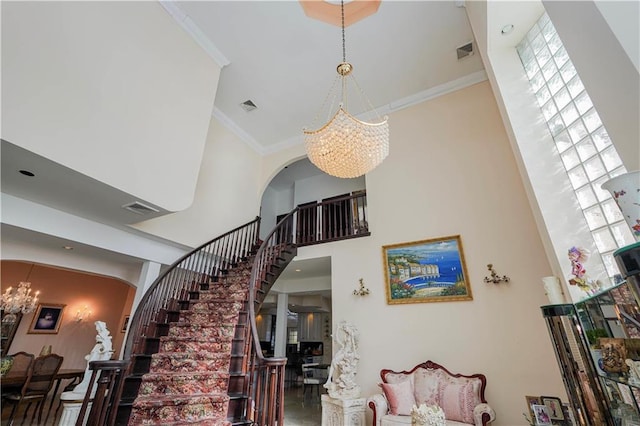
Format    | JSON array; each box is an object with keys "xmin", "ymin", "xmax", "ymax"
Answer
[
  {"xmin": 1, "ymin": 281, "xmax": 40, "ymax": 324},
  {"xmin": 303, "ymin": 0, "xmax": 389, "ymax": 179}
]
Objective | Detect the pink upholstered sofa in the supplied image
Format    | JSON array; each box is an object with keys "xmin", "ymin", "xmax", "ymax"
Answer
[{"xmin": 366, "ymin": 360, "xmax": 496, "ymax": 426}]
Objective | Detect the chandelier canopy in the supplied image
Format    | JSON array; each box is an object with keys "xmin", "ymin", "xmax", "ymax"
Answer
[
  {"xmin": 1, "ymin": 277, "xmax": 40, "ymax": 324},
  {"xmin": 303, "ymin": 0, "xmax": 388, "ymax": 179}
]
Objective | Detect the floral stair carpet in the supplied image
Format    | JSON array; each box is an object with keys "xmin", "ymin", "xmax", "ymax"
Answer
[{"xmin": 128, "ymin": 264, "xmax": 252, "ymax": 426}]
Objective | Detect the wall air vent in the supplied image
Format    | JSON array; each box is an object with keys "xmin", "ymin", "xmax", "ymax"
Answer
[
  {"xmin": 456, "ymin": 42, "xmax": 474, "ymax": 60},
  {"xmin": 240, "ymin": 100, "xmax": 258, "ymax": 112},
  {"xmin": 122, "ymin": 201, "xmax": 159, "ymax": 215}
]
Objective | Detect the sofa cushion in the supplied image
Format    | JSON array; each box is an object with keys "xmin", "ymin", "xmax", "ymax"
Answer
[
  {"xmin": 380, "ymin": 379, "xmax": 415, "ymax": 416},
  {"xmin": 438, "ymin": 375, "xmax": 482, "ymax": 424},
  {"xmin": 413, "ymin": 367, "xmax": 444, "ymax": 406}
]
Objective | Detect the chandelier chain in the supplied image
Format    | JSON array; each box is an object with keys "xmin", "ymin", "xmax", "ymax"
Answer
[{"xmin": 341, "ymin": 0, "xmax": 346, "ymax": 63}]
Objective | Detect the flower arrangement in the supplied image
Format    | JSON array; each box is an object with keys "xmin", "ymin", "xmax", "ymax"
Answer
[
  {"xmin": 411, "ymin": 403, "xmax": 446, "ymax": 426},
  {"xmin": 567, "ymin": 246, "xmax": 601, "ymax": 295}
]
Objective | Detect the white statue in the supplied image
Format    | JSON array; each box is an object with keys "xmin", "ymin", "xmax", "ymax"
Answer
[
  {"xmin": 324, "ymin": 320, "xmax": 361, "ymax": 399},
  {"xmin": 64, "ymin": 321, "xmax": 114, "ymax": 398}
]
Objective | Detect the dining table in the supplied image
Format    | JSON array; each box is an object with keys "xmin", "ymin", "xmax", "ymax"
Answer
[{"xmin": 1, "ymin": 368, "xmax": 85, "ymax": 424}]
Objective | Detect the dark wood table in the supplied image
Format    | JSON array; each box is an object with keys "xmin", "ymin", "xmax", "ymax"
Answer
[
  {"xmin": 1, "ymin": 368, "xmax": 85, "ymax": 387},
  {"xmin": 1, "ymin": 368, "xmax": 85, "ymax": 423}
]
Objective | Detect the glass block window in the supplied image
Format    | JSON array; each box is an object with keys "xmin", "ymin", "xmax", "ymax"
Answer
[{"xmin": 516, "ymin": 13, "xmax": 634, "ymax": 278}]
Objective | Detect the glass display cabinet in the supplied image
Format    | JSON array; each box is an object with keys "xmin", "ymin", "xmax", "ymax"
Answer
[
  {"xmin": 542, "ymin": 303, "xmax": 612, "ymax": 426},
  {"xmin": 543, "ymin": 242, "xmax": 640, "ymax": 426},
  {"xmin": 576, "ymin": 282, "xmax": 640, "ymax": 425},
  {"xmin": 543, "ymin": 280, "xmax": 640, "ymax": 426}
]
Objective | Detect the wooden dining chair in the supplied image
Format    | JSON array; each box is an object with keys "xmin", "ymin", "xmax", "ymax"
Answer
[
  {"xmin": 3, "ymin": 353, "xmax": 64, "ymax": 426},
  {"xmin": 1, "ymin": 352, "xmax": 35, "ymax": 405}
]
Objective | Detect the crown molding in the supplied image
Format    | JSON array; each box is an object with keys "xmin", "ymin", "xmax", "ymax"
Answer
[
  {"xmin": 214, "ymin": 70, "xmax": 489, "ymax": 156},
  {"xmin": 211, "ymin": 107, "xmax": 267, "ymax": 155},
  {"xmin": 159, "ymin": 0, "xmax": 230, "ymax": 68}
]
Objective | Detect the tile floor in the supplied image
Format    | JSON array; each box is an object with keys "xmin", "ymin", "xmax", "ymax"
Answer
[{"xmin": 283, "ymin": 384, "xmax": 324, "ymax": 426}]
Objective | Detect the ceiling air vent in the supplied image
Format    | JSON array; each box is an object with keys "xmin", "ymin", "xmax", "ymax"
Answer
[
  {"xmin": 122, "ymin": 201, "xmax": 159, "ymax": 215},
  {"xmin": 240, "ymin": 99, "xmax": 258, "ymax": 112},
  {"xmin": 456, "ymin": 42, "xmax": 474, "ymax": 60}
]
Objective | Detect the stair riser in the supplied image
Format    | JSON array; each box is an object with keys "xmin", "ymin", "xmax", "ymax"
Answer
[
  {"xmin": 150, "ymin": 355, "xmax": 231, "ymax": 373},
  {"xmin": 227, "ymin": 398, "xmax": 248, "ymax": 421},
  {"xmin": 190, "ymin": 300, "xmax": 244, "ymax": 312},
  {"xmin": 227, "ymin": 375, "xmax": 247, "ymax": 394},
  {"xmin": 178, "ymin": 311, "xmax": 241, "ymax": 324},
  {"xmin": 197, "ymin": 291, "xmax": 247, "ymax": 301},
  {"xmin": 160, "ymin": 340, "xmax": 232, "ymax": 353},
  {"xmin": 167, "ymin": 324, "xmax": 235, "ymax": 339},
  {"xmin": 139, "ymin": 375, "xmax": 230, "ymax": 396}
]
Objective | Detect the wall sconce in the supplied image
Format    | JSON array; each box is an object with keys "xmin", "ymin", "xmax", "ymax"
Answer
[
  {"xmin": 483, "ymin": 264, "xmax": 510, "ymax": 284},
  {"xmin": 353, "ymin": 278, "xmax": 370, "ymax": 296},
  {"xmin": 324, "ymin": 317, "xmax": 330, "ymax": 338},
  {"xmin": 75, "ymin": 305, "xmax": 92, "ymax": 322}
]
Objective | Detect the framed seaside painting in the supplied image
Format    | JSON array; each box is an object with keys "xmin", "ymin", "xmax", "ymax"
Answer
[{"xmin": 382, "ymin": 235, "xmax": 472, "ymax": 304}]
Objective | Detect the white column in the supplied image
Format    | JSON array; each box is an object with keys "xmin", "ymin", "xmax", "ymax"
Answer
[
  {"xmin": 130, "ymin": 261, "xmax": 161, "ymax": 314},
  {"xmin": 118, "ymin": 261, "xmax": 161, "ymax": 359},
  {"xmin": 273, "ymin": 292, "xmax": 289, "ymax": 357}
]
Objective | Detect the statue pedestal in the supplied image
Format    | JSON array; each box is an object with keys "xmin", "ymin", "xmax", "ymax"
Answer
[
  {"xmin": 58, "ymin": 392, "xmax": 89, "ymax": 426},
  {"xmin": 321, "ymin": 395, "xmax": 366, "ymax": 426}
]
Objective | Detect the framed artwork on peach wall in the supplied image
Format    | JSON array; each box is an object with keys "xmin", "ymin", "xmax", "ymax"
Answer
[
  {"xmin": 28, "ymin": 303, "xmax": 65, "ymax": 334},
  {"xmin": 382, "ymin": 235, "xmax": 472, "ymax": 305},
  {"xmin": 121, "ymin": 315, "xmax": 130, "ymax": 333}
]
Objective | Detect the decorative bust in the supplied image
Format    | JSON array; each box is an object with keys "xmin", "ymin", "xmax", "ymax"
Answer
[{"xmin": 63, "ymin": 321, "xmax": 114, "ymax": 398}]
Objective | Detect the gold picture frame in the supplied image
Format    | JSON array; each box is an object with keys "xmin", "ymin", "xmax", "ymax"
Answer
[
  {"xmin": 28, "ymin": 303, "xmax": 66, "ymax": 334},
  {"xmin": 382, "ymin": 235, "xmax": 472, "ymax": 304}
]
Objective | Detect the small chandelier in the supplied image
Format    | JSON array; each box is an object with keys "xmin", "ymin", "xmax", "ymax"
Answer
[
  {"xmin": 303, "ymin": 0, "xmax": 389, "ymax": 179},
  {"xmin": 1, "ymin": 265, "xmax": 40, "ymax": 324}
]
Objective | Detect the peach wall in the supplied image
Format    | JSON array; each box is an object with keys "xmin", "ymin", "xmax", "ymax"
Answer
[{"xmin": 1, "ymin": 261, "xmax": 134, "ymax": 370}]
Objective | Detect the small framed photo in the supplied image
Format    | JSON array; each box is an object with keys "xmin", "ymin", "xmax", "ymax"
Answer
[
  {"xmin": 532, "ymin": 404, "xmax": 552, "ymax": 426},
  {"xmin": 541, "ymin": 396, "xmax": 564, "ymax": 421},
  {"xmin": 28, "ymin": 303, "xmax": 65, "ymax": 334},
  {"xmin": 121, "ymin": 315, "xmax": 130, "ymax": 333},
  {"xmin": 525, "ymin": 395, "xmax": 541, "ymax": 419}
]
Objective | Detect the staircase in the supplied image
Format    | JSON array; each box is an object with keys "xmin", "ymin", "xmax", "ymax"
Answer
[
  {"xmin": 101, "ymin": 197, "xmax": 368, "ymax": 426},
  {"xmin": 127, "ymin": 263, "xmax": 252, "ymax": 425},
  {"xmin": 112, "ymin": 215, "xmax": 297, "ymax": 425}
]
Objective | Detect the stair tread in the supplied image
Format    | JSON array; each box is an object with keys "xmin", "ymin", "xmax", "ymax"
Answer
[{"xmin": 142, "ymin": 371, "xmax": 230, "ymax": 379}]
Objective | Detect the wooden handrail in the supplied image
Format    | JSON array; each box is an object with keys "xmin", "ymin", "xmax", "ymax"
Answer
[{"xmin": 123, "ymin": 216, "xmax": 261, "ymax": 360}]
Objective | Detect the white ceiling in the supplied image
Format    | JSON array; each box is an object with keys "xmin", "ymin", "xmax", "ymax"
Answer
[{"xmin": 175, "ymin": 0, "xmax": 485, "ymax": 153}]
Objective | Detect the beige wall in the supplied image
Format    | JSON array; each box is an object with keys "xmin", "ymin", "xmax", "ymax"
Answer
[
  {"xmin": 132, "ymin": 117, "xmax": 263, "ymax": 247},
  {"xmin": 295, "ymin": 81, "xmax": 567, "ymax": 425},
  {"xmin": 1, "ymin": 260, "xmax": 134, "ymax": 370}
]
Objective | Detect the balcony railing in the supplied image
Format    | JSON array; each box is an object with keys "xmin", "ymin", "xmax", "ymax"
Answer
[{"xmin": 295, "ymin": 191, "xmax": 369, "ymax": 247}]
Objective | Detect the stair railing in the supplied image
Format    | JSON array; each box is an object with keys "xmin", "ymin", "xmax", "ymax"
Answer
[
  {"xmin": 246, "ymin": 209, "xmax": 297, "ymax": 425},
  {"xmin": 123, "ymin": 216, "xmax": 261, "ymax": 360}
]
